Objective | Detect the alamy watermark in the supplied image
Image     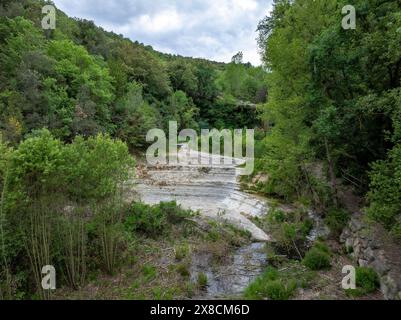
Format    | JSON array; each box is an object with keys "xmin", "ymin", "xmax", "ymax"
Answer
[
  {"xmin": 41, "ymin": 265, "xmax": 56, "ymax": 290},
  {"xmin": 342, "ymin": 5, "xmax": 356, "ymax": 30},
  {"xmin": 41, "ymin": 4, "xmax": 56, "ymax": 30},
  {"xmin": 146, "ymin": 122, "xmax": 255, "ymax": 176},
  {"xmin": 342, "ymin": 265, "xmax": 356, "ymax": 290}
]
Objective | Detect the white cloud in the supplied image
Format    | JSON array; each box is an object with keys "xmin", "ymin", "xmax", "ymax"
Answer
[
  {"xmin": 52, "ymin": 0, "xmax": 273, "ymax": 65},
  {"xmin": 133, "ymin": 9, "xmax": 184, "ymax": 33}
]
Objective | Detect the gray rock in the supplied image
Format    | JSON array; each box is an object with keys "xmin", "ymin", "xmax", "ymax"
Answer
[
  {"xmin": 381, "ymin": 275, "xmax": 399, "ymax": 300},
  {"xmin": 354, "ymin": 244, "xmax": 362, "ymax": 260},
  {"xmin": 340, "ymin": 229, "xmax": 351, "ymax": 243},
  {"xmin": 345, "ymin": 238, "xmax": 354, "ymax": 252},
  {"xmin": 364, "ymin": 247, "xmax": 375, "ymax": 262},
  {"xmin": 350, "ymin": 218, "xmax": 363, "ymax": 232},
  {"xmin": 368, "ymin": 239, "xmax": 380, "ymax": 250},
  {"xmin": 370, "ymin": 259, "xmax": 390, "ymax": 276},
  {"xmin": 359, "ymin": 259, "xmax": 369, "ymax": 267}
]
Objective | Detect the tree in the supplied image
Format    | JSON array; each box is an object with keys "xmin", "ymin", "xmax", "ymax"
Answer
[
  {"xmin": 231, "ymin": 51, "xmax": 243, "ymax": 64},
  {"xmin": 46, "ymin": 40, "xmax": 115, "ymax": 138},
  {"xmin": 113, "ymin": 41, "xmax": 172, "ymax": 100},
  {"xmin": 113, "ymin": 82, "xmax": 159, "ymax": 149},
  {"xmin": 165, "ymin": 91, "xmax": 199, "ymax": 131}
]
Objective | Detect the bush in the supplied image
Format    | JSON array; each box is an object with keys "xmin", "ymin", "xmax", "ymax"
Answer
[
  {"xmin": 197, "ymin": 272, "xmax": 208, "ymax": 289},
  {"xmin": 62, "ymin": 134, "xmax": 134, "ymax": 201},
  {"xmin": 303, "ymin": 247, "xmax": 331, "ymax": 271},
  {"xmin": 244, "ymin": 267, "xmax": 296, "ymax": 300},
  {"xmin": 124, "ymin": 201, "xmax": 192, "ymax": 237},
  {"xmin": 125, "ymin": 202, "xmax": 166, "ymax": 236},
  {"xmin": 264, "ymin": 279, "xmax": 297, "ymax": 300},
  {"xmin": 175, "ymin": 244, "xmax": 190, "ymax": 261},
  {"xmin": 313, "ymin": 241, "xmax": 331, "ymax": 255},
  {"xmin": 356, "ymin": 267, "xmax": 379, "ymax": 294},
  {"xmin": 9, "ymin": 129, "xmax": 64, "ymax": 196},
  {"xmin": 265, "ymin": 208, "xmax": 313, "ymax": 259},
  {"xmin": 1, "ymin": 130, "xmax": 135, "ymax": 297},
  {"xmin": 345, "ymin": 267, "xmax": 380, "ymax": 297},
  {"xmin": 325, "ymin": 208, "xmax": 350, "ymax": 237}
]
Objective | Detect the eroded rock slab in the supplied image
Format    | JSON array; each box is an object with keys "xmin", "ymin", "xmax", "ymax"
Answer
[{"xmin": 133, "ymin": 145, "xmax": 271, "ymax": 241}]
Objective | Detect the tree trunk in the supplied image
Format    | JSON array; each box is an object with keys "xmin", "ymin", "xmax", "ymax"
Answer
[{"xmin": 324, "ymin": 138, "xmax": 339, "ymax": 207}]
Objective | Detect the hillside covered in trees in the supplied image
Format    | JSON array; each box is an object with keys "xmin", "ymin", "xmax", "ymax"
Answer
[
  {"xmin": 0, "ymin": 0, "xmax": 267, "ymax": 149},
  {"xmin": 254, "ymin": 0, "xmax": 401, "ymax": 240}
]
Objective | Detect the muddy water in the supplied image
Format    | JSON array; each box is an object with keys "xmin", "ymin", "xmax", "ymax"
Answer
[{"xmin": 134, "ymin": 144, "xmax": 270, "ymax": 241}]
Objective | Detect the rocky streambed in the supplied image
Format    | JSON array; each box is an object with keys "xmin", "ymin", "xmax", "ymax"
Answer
[
  {"xmin": 134, "ymin": 144, "xmax": 271, "ymax": 242},
  {"xmin": 189, "ymin": 242, "xmax": 268, "ymax": 299},
  {"xmin": 130, "ymin": 144, "xmax": 271, "ymax": 297}
]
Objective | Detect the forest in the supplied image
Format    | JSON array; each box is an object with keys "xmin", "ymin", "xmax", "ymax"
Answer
[{"xmin": 1, "ymin": 0, "xmax": 401, "ymax": 301}]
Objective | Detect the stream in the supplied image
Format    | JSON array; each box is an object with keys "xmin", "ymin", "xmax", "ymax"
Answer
[
  {"xmin": 132, "ymin": 144, "xmax": 271, "ymax": 297},
  {"xmin": 189, "ymin": 242, "xmax": 267, "ymax": 299}
]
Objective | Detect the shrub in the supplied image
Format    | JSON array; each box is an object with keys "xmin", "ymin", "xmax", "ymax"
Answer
[
  {"xmin": 345, "ymin": 267, "xmax": 380, "ymax": 297},
  {"xmin": 1, "ymin": 131, "xmax": 134, "ymax": 295},
  {"xmin": 62, "ymin": 134, "xmax": 134, "ymax": 201},
  {"xmin": 125, "ymin": 202, "xmax": 166, "ymax": 236},
  {"xmin": 356, "ymin": 267, "xmax": 379, "ymax": 294},
  {"xmin": 303, "ymin": 247, "xmax": 331, "ymax": 270},
  {"xmin": 244, "ymin": 267, "xmax": 278, "ymax": 299},
  {"xmin": 124, "ymin": 201, "xmax": 192, "ymax": 237},
  {"xmin": 264, "ymin": 279, "xmax": 297, "ymax": 300},
  {"xmin": 266, "ymin": 208, "xmax": 313, "ymax": 259},
  {"xmin": 175, "ymin": 244, "xmax": 190, "ymax": 261},
  {"xmin": 197, "ymin": 272, "xmax": 208, "ymax": 289},
  {"xmin": 244, "ymin": 267, "xmax": 297, "ymax": 300},
  {"xmin": 325, "ymin": 208, "xmax": 350, "ymax": 237},
  {"xmin": 9, "ymin": 129, "xmax": 63, "ymax": 196},
  {"xmin": 313, "ymin": 241, "xmax": 331, "ymax": 255},
  {"xmin": 176, "ymin": 263, "xmax": 190, "ymax": 278},
  {"xmin": 158, "ymin": 201, "xmax": 193, "ymax": 224}
]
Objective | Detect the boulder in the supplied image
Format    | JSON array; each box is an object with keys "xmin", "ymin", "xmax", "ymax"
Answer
[
  {"xmin": 370, "ymin": 259, "xmax": 390, "ymax": 276},
  {"xmin": 381, "ymin": 275, "xmax": 400, "ymax": 300},
  {"xmin": 358, "ymin": 259, "xmax": 369, "ymax": 267},
  {"xmin": 364, "ymin": 247, "xmax": 375, "ymax": 262}
]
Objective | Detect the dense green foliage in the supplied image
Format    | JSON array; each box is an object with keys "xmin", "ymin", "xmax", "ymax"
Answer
[
  {"xmin": 346, "ymin": 267, "xmax": 380, "ymax": 297},
  {"xmin": 325, "ymin": 208, "xmax": 351, "ymax": 237},
  {"xmin": 253, "ymin": 207, "xmax": 313, "ymax": 259},
  {"xmin": 244, "ymin": 267, "xmax": 297, "ymax": 300},
  {"xmin": 125, "ymin": 202, "xmax": 193, "ymax": 237},
  {"xmin": 356, "ymin": 267, "xmax": 380, "ymax": 293},
  {"xmin": 302, "ymin": 245, "xmax": 332, "ymax": 271},
  {"xmin": 256, "ymin": 0, "xmax": 401, "ymax": 238},
  {"xmin": 0, "ymin": 129, "xmax": 134, "ymax": 298},
  {"xmin": 0, "ymin": 0, "xmax": 266, "ymax": 148}
]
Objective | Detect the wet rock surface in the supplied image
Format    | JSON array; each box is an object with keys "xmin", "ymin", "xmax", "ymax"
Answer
[{"xmin": 190, "ymin": 242, "xmax": 267, "ymax": 299}]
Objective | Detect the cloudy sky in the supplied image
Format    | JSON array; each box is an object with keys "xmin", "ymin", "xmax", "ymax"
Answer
[{"xmin": 52, "ymin": 0, "xmax": 273, "ymax": 65}]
